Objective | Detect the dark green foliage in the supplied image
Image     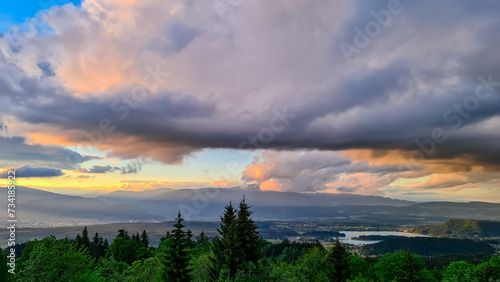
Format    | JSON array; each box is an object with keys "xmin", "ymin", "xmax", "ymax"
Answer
[
  {"xmin": 108, "ymin": 234, "xmax": 140, "ymax": 264},
  {"xmin": 131, "ymin": 232, "xmax": 141, "ymax": 245},
  {"xmin": 423, "ymin": 253, "xmax": 491, "ymax": 269},
  {"xmin": 126, "ymin": 256, "xmax": 165, "ymax": 281},
  {"xmin": 210, "ymin": 201, "xmax": 241, "ymax": 279},
  {"xmin": 349, "ymin": 254, "xmax": 371, "ymax": 280},
  {"xmin": 442, "ymin": 261, "xmax": 475, "ymax": 282},
  {"xmin": 473, "ymin": 255, "xmax": 500, "ymax": 282},
  {"xmin": 263, "ymin": 239, "xmax": 323, "ymax": 263},
  {"xmin": 416, "ymin": 219, "xmax": 500, "ymax": 237},
  {"xmin": 161, "ymin": 210, "xmax": 191, "ymax": 282},
  {"xmin": 210, "ymin": 197, "xmax": 264, "ymax": 280},
  {"xmin": 361, "ymin": 237, "xmax": 495, "ymax": 256},
  {"xmin": 0, "ymin": 249, "xmax": 10, "ymax": 281},
  {"xmin": 82, "ymin": 226, "xmax": 90, "ymax": 248},
  {"xmin": 236, "ymin": 196, "xmax": 262, "ymax": 264},
  {"xmin": 186, "ymin": 229, "xmax": 195, "ymax": 249},
  {"xmin": 17, "ymin": 236, "xmax": 96, "ymax": 281},
  {"xmin": 90, "ymin": 232, "xmax": 108, "ymax": 259},
  {"xmin": 118, "ymin": 229, "xmax": 130, "ymax": 239},
  {"xmin": 75, "ymin": 226, "xmax": 91, "ymax": 251},
  {"xmin": 190, "ymin": 253, "xmax": 212, "ymax": 282},
  {"xmin": 15, "ymin": 240, "xmax": 38, "ymax": 274},
  {"xmin": 327, "ymin": 238, "xmax": 351, "ymax": 282},
  {"xmin": 296, "ymin": 247, "xmax": 329, "ymax": 281},
  {"xmin": 140, "ymin": 230, "xmax": 149, "ymax": 248},
  {"xmin": 373, "ymin": 250, "xmax": 428, "ymax": 282},
  {"xmin": 194, "ymin": 231, "xmax": 211, "ymax": 255},
  {"xmin": 233, "ymin": 260, "xmax": 271, "ymax": 281},
  {"xmin": 93, "ymin": 257, "xmax": 129, "ymax": 281}
]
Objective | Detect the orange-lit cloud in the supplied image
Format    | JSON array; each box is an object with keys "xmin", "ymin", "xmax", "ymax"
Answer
[
  {"xmin": 211, "ymin": 179, "xmax": 240, "ymax": 187},
  {"xmin": 260, "ymin": 179, "xmax": 283, "ymax": 192},
  {"xmin": 243, "ymin": 159, "xmax": 274, "ymax": 182}
]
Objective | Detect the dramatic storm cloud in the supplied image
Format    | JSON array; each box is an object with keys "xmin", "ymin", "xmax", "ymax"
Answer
[{"xmin": 1, "ymin": 0, "xmax": 500, "ymax": 198}]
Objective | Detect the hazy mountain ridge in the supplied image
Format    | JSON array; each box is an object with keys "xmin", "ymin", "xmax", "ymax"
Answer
[
  {"xmin": 99, "ymin": 186, "xmax": 413, "ymax": 207},
  {"xmin": 96, "ymin": 186, "xmax": 414, "ymax": 221},
  {"xmin": 3, "ymin": 186, "xmax": 500, "ymax": 227},
  {"xmin": 96, "ymin": 187, "xmax": 173, "ymax": 204},
  {"xmin": 0, "ymin": 187, "xmax": 163, "ymax": 227}
]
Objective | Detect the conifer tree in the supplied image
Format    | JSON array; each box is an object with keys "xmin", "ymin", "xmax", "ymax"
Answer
[
  {"xmin": 90, "ymin": 232, "xmax": 102, "ymax": 259},
  {"xmin": 160, "ymin": 231, "xmax": 171, "ymax": 243},
  {"xmin": 75, "ymin": 234, "xmax": 84, "ymax": 249},
  {"xmin": 82, "ymin": 226, "xmax": 90, "ymax": 249},
  {"xmin": 103, "ymin": 238, "xmax": 109, "ymax": 250},
  {"xmin": 236, "ymin": 196, "xmax": 262, "ymax": 264},
  {"xmin": 327, "ymin": 237, "xmax": 351, "ymax": 282},
  {"xmin": 195, "ymin": 231, "xmax": 209, "ymax": 248},
  {"xmin": 140, "ymin": 230, "xmax": 149, "ymax": 248},
  {"xmin": 118, "ymin": 229, "xmax": 129, "ymax": 239},
  {"xmin": 210, "ymin": 201, "xmax": 240, "ymax": 279},
  {"xmin": 194, "ymin": 231, "xmax": 211, "ymax": 255},
  {"xmin": 186, "ymin": 229, "xmax": 194, "ymax": 249},
  {"xmin": 164, "ymin": 210, "xmax": 191, "ymax": 282},
  {"xmin": 132, "ymin": 232, "xmax": 141, "ymax": 244},
  {"xmin": 197, "ymin": 231, "xmax": 207, "ymax": 243}
]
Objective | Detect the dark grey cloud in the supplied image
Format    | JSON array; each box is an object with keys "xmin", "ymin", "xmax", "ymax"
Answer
[
  {"xmin": 0, "ymin": 136, "xmax": 99, "ymax": 169},
  {"xmin": 74, "ymin": 162, "xmax": 142, "ymax": 174},
  {"xmin": 75, "ymin": 165, "xmax": 115, "ymax": 174},
  {"xmin": 0, "ymin": 119, "xmax": 6, "ymax": 134},
  {"xmin": 120, "ymin": 161, "xmax": 142, "ymax": 174},
  {"xmin": 0, "ymin": 0, "xmax": 500, "ymax": 169},
  {"xmin": 0, "ymin": 165, "xmax": 63, "ymax": 178}
]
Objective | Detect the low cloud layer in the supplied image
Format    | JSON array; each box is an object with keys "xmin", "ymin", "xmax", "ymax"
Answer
[
  {"xmin": 0, "ymin": 165, "xmax": 63, "ymax": 178},
  {"xmin": 0, "ymin": 136, "xmax": 99, "ymax": 169},
  {"xmin": 242, "ymin": 150, "xmax": 426, "ymax": 194}
]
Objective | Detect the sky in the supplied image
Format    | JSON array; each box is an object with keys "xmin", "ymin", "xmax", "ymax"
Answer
[
  {"xmin": 0, "ymin": 1, "xmax": 81, "ymax": 31},
  {"xmin": 1, "ymin": 0, "xmax": 500, "ymax": 202}
]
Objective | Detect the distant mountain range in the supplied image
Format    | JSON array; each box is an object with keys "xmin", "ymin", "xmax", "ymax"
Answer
[
  {"xmin": 3, "ymin": 186, "xmax": 500, "ymax": 227},
  {"xmin": 96, "ymin": 186, "xmax": 413, "ymax": 221},
  {"xmin": 0, "ymin": 187, "xmax": 163, "ymax": 227}
]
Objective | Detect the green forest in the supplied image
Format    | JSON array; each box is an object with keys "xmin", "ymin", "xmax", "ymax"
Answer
[
  {"xmin": 2, "ymin": 197, "xmax": 500, "ymax": 282},
  {"xmin": 414, "ymin": 219, "xmax": 500, "ymax": 238}
]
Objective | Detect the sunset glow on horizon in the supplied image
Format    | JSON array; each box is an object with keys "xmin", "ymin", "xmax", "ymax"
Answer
[{"xmin": 1, "ymin": 0, "xmax": 500, "ymax": 203}]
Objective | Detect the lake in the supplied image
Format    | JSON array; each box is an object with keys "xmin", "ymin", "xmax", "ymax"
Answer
[{"xmin": 339, "ymin": 231, "xmax": 426, "ymax": 245}]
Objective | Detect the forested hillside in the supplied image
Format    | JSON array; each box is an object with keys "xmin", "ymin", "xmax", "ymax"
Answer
[
  {"xmin": 3, "ymin": 198, "xmax": 500, "ymax": 281},
  {"xmin": 414, "ymin": 219, "xmax": 500, "ymax": 237},
  {"xmin": 360, "ymin": 237, "xmax": 495, "ymax": 256}
]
